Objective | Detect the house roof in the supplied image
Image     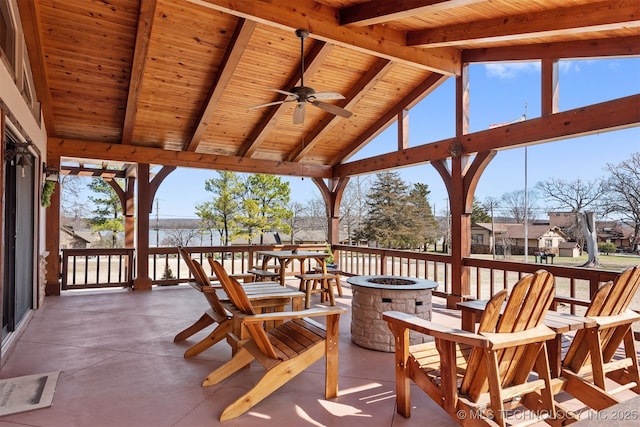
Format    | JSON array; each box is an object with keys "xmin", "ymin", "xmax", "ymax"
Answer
[
  {"xmin": 474, "ymin": 223, "xmax": 566, "ymax": 239},
  {"xmin": 17, "ymin": 1, "xmax": 639, "ymax": 180}
]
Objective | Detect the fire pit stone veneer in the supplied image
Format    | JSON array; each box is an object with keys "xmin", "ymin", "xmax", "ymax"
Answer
[{"xmin": 347, "ymin": 275, "xmax": 438, "ymax": 352}]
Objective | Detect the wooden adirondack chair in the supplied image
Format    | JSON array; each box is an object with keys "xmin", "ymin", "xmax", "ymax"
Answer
[
  {"xmin": 557, "ymin": 265, "xmax": 640, "ymax": 409},
  {"xmin": 173, "ymin": 247, "xmax": 233, "ymax": 358},
  {"xmin": 204, "ymin": 258, "xmax": 347, "ymax": 421},
  {"xmin": 384, "ymin": 270, "xmax": 557, "ymax": 426}
]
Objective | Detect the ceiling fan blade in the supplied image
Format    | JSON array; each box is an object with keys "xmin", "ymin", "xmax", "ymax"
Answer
[
  {"xmin": 311, "ymin": 101, "xmax": 353, "ymax": 118},
  {"xmin": 248, "ymin": 100, "xmax": 287, "ymax": 110},
  {"xmin": 293, "ymin": 102, "xmax": 306, "ymax": 124},
  {"xmin": 312, "ymin": 91, "xmax": 345, "ymax": 101},
  {"xmin": 272, "ymin": 88, "xmax": 299, "ymax": 99}
]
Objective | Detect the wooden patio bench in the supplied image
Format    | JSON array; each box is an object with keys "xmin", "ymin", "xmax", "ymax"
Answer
[
  {"xmin": 295, "ymin": 272, "xmax": 338, "ymax": 309},
  {"xmin": 247, "ymin": 268, "xmax": 281, "ymax": 283}
]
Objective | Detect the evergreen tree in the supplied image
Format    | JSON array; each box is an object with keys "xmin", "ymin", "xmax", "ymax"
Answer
[
  {"xmin": 87, "ymin": 178, "xmax": 124, "ymax": 248},
  {"xmin": 196, "ymin": 171, "xmax": 242, "ymax": 246},
  {"xmin": 471, "ymin": 198, "xmax": 491, "ymax": 224},
  {"xmin": 408, "ymin": 183, "xmax": 440, "ymax": 251}
]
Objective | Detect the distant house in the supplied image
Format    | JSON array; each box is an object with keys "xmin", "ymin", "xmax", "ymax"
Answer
[
  {"xmin": 596, "ymin": 221, "xmax": 635, "ymax": 252},
  {"xmin": 60, "ymin": 226, "xmax": 94, "ymax": 249},
  {"xmin": 471, "ymin": 223, "xmax": 567, "ymax": 255}
]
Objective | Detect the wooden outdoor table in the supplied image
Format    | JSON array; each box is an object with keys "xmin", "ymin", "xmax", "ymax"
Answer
[
  {"xmin": 257, "ymin": 250, "xmax": 330, "ymax": 285},
  {"xmin": 457, "ymin": 299, "xmax": 597, "ymax": 377}
]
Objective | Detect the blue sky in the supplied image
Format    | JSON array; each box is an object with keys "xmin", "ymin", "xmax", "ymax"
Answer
[{"xmin": 153, "ymin": 57, "xmax": 639, "ymax": 220}]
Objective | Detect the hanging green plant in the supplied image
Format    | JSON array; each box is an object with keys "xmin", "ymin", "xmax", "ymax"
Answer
[{"xmin": 41, "ymin": 180, "xmax": 56, "ymax": 207}]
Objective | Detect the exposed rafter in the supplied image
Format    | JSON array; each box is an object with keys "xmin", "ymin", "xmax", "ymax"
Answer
[
  {"xmin": 186, "ymin": 19, "xmax": 256, "ymax": 151},
  {"xmin": 239, "ymin": 40, "xmax": 333, "ymax": 158},
  {"xmin": 287, "ymin": 58, "xmax": 395, "ymax": 162},
  {"xmin": 340, "ymin": 0, "xmax": 483, "ymax": 27},
  {"xmin": 188, "ymin": 0, "xmax": 461, "ymax": 75},
  {"xmin": 407, "ymin": 1, "xmax": 640, "ymax": 48}
]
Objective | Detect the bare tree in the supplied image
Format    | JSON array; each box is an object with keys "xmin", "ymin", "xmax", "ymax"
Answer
[
  {"xmin": 500, "ymin": 189, "xmax": 538, "ymax": 223},
  {"xmin": 287, "ymin": 201, "xmax": 306, "ymax": 244},
  {"xmin": 161, "ymin": 226, "xmax": 201, "ymax": 247},
  {"xmin": 341, "ymin": 176, "xmax": 370, "ymax": 245},
  {"xmin": 603, "ymin": 152, "xmax": 640, "ymax": 253},
  {"xmin": 536, "ymin": 177, "xmax": 607, "ymax": 266}
]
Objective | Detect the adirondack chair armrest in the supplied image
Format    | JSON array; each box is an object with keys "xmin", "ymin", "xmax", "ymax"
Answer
[
  {"xmin": 241, "ymin": 306, "xmax": 347, "ymax": 324},
  {"xmin": 481, "ymin": 324, "xmax": 556, "ymax": 350},
  {"xmin": 383, "ymin": 311, "xmax": 489, "ymax": 348},
  {"xmin": 589, "ymin": 310, "xmax": 640, "ymax": 329}
]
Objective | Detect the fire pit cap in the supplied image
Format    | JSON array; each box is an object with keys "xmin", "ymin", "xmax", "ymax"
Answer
[{"xmin": 347, "ymin": 275, "xmax": 438, "ymax": 290}]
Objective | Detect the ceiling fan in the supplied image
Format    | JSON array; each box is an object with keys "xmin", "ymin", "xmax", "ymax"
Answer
[{"xmin": 249, "ymin": 29, "xmax": 353, "ymax": 125}]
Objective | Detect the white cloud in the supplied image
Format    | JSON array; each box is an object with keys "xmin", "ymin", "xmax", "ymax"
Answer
[{"xmin": 485, "ymin": 62, "xmax": 540, "ymax": 78}]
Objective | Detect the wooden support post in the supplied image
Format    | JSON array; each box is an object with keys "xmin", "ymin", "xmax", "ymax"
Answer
[
  {"xmin": 134, "ymin": 163, "xmax": 152, "ymax": 290},
  {"xmin": 44, "ymin": 154, "xmax": 61, "ymax": 296}
]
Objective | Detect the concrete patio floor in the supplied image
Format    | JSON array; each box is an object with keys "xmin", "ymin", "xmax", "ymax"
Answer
[{"xmin": 0, "ymin": 280, "xmax": 637, "ymax": 426}]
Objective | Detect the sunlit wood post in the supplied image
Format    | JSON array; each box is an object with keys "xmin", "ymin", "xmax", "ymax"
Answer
[
  {"xmin": 44, "ymin": 154, "xmax": 61, "ymax": 296},
  {"xmin": 134, "ymin": 163, "xmax": 152, "ymax": 290}
]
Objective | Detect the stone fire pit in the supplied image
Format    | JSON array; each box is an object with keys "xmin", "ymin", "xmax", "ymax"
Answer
[{"xmin": 347, "ymin": 275, "xmax": 438, "ymax": 352}]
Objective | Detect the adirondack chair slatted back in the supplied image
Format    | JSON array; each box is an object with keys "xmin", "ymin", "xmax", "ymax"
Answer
[
  {"xmin": 177, "ymin": 247, "xmax": 229, "ymax": 318},
  {"xmin": 461, "ymin": 270, "xmax": 555, "ymax": 401},
  {"xmin": 208, "ymin": 258, "xmax": 280, "ymax": 360},
  {"xmin": 564, "ymin": 265, "xmax": 640, "ymax": 373}
]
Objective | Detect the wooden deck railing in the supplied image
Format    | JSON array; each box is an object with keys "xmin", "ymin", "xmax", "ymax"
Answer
[{"xmin": 61, "ymin": 244, "xmax": 627, "ymax": 316}]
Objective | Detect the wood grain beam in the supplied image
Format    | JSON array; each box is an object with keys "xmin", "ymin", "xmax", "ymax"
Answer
[
  {"xmin": 408, "ymin": 1, "xmax": 640, "ymax": 47},
  {"xmin": 239, "ymin": 40, "xmax": 333, "ymax": 158},
  {"xmin": 463, "ymin": 36, "xmax": 640, "ymax": 63},
  {"xmin": 121, "ymin": 0, "xmax": 157, "ymax": 145},
  {"xmin": 188, "ymin": 0, "xmax": 460, "ymax": 75},
  {"xmin": 186, "ymin": 18, "xmax": 256, "ymax": 151},
  {"xmin": 340, "ymin": 0, "xmax": 483, "ymax": 27},
  {"xmin": 330, "ymin": 73, "xmax": 448, "ymax": 165},
  {"xmin": 61, "ymin": 166, "xmax": 126, "ymax": 178},
  {"xmin": 333, "ymin": 95, "xmax": 640, "ymax": 177},
  {"xmin": 287, "ymin": 58, "xmax": 394, "ymax": 162},
  {"xmin": 48, "ymin": 138, "xmax": 333, "ymax": 178},
  {"xmin": 17, "ymin": 0, "xmax": 56, "ymax": 135}
]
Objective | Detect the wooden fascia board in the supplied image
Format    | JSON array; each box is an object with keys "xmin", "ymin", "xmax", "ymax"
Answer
[
  {"xmin": 188, "ymin": 0, "xmax": 460, "ymax": 75},
  {"xmin": 48, "ymin": 138, "xmax": 333, "ymax": 178},
  {"xmin": 408, "ymin": 1, "xmax": 640, "ymax": 48},
  {"xmin": 462, "ymin": 36, "xmax": 640, "ymax": 63},
  {"xmin": 121, "ymin": 0, "xmax": 157, "ymax": 145},
  {"xmin": 333, "ymin": 94, "xmax": 640, "ymax": 177},
  {"xmin": 239, "ymin": 41, "xmax": 333, "ymax": 158},
  {"xmin": 287, "ymin": 58, "xmax": 394, "ymax": 162},
  {"xmin": 60, "ymin": 166, "xmax": 126, "ymax": 178},
  {"xmin": 187, "ymin": 18, "xmax": 256, "ymax": 151},
  {"xmin": 339, "ymin": 0, "xmax": 483, "ymax": 27},
  {"xmin": 330, "ymin": 73, "xmax": 448, "ymax": 165},
  {"xmin": 17, "ymin": 0, "xmax": 56, "ymax": 135}
]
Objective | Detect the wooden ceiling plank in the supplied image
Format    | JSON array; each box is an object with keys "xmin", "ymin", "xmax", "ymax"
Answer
[
  {"xmin": 187, "ymin": 18, "xmax": 256, "ymax": 151},
  {"xmin": 331, "ymin": 73, "xmax": 448, "ymax": 165},
  {"xmin": 333, "ymin": 94, "xmax": 640, "ymax": 177},
  {"xmin": 121, "ymin": 0, "xmax": 157, "ymax": 145},
  {"xmin": 340, "ymin": 0, "xmax": 484, "ymax": 27},
  {"xmin": 287, "ymin": 58, "xmax": 395, "ymax": 162},
  {"xmin": 188, "ymin": 0, "xmax": 460, "ymax": 75},
  {"xmin": 463, "ymin": 36, "xmax": 640, "ymax": 63},
  {"xmin": 239, "ymin": 40, "xmax": 333, "ymax": 158},
  {"xmin": 17, "ymin": 0, "xmax": 56, "ymax": 135},
  {"xmin": 408, "ymin": 0, "xmax": 640, "ymax": 47},
  {"xmin": 48, "ymin": 137, "xmax": 333, "ymax": 178}
]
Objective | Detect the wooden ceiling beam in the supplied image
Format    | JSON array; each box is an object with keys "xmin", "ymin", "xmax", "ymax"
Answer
[
  {"xmin": 463, "ymin": 36, "xmax": 640, "ymax": 63},
  {"xmin": 331, "ymin": 73, "xmax": 448, "ymax": 165},
  {"xmin": 239, "ymin": 40, "xmax": 333, "ymax": 158},
  {"xmin": 186, "ymin": 18, "xmax": 256, "ymax": 151},
  {"xmin": 333, "ymin": 94, "xmax": 640, "ymax": 177},
  {"xmin": 287, "ymin": 58, "xmax": 395, "ymax": 162},
  {"xmin": 61, "ymin": 166, "xmax": 126, "ymax": 178},
  {"xmin": 17, "ymin": 0, "xmax": 56, "ymax": 135},
  {"xmin": 340, "ymin": 0, "xmax": 484, "ymax": 27},
  {"xmin": 407, "ymin": 1, "xmax": 640, "ymax": 47},
  {"xmin": 48, "ymin": 138, "xmax": 333, "ymax": 178},
  {"xmin": 188, "ymin": 0, "xmax": 460, "ymax": 75},
  {"xmin": 121, "ymin": 0, "xmax": 158, "ymax": 145}
]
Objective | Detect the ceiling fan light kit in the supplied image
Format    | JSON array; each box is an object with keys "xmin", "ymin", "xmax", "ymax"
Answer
[{"xmin": 249, "ymin": 29, "xmax": 352, "ymax": 124}]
